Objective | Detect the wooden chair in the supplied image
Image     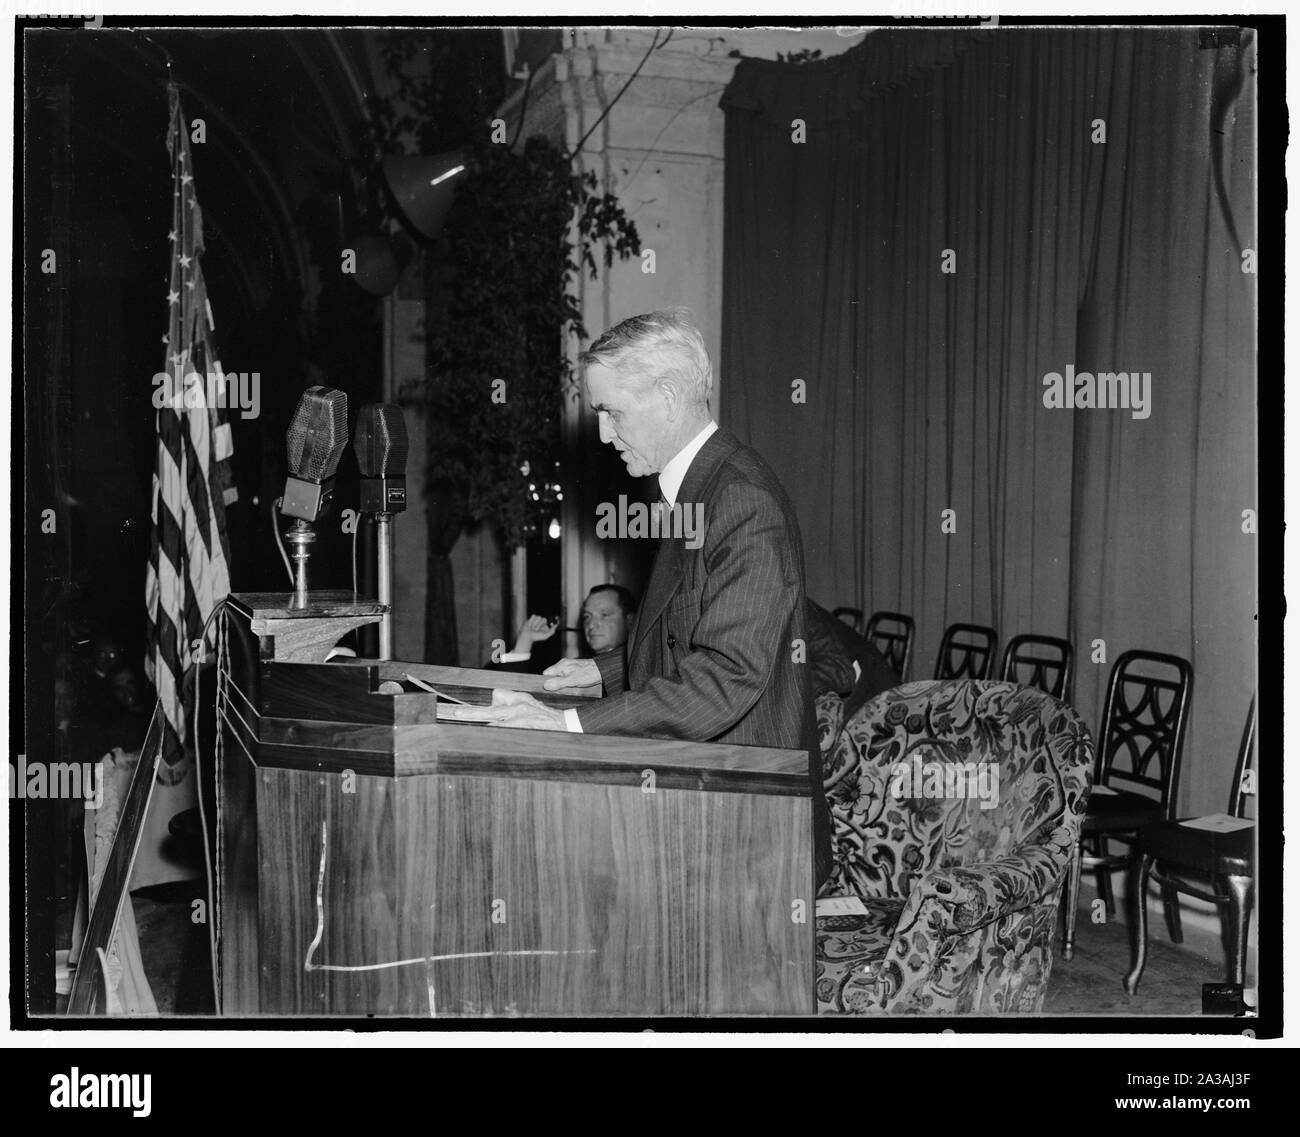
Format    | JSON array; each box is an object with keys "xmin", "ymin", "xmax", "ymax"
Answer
[
  {"xmin": 864, "ymin": 611, "xmax": 915, "ymax": 681},
  {"xmin": 831, "ymin": 607, "xmax": 864, "ymax": 635},
  {"xmin": 1061, "ymin": 650, "xmax": 1193, "ymax": 960},
  {"xmin": 1000, "ymin": 634, "xmax": 1074, "ymax": 701},
  {"xmin": 1124, "ymin": 695, "xmax": 1256, "ymax": 994},
  {"xmin": 933, "ymin": 623, "xmax": 999, "ymax": 680}
]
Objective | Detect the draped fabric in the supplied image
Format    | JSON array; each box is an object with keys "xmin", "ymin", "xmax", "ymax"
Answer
[
  {"xmin": 720, "ymin": 28, "xmax": 1256, "ymax": 814},
  {"xmin": 145, "ymin": 82, "xmax": 237, "ymax": 784}
]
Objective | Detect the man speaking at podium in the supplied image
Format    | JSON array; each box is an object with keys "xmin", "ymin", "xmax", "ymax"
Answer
[{"xmin": 484, "ymin": 308, "xmax": 831, "ymax": 886}]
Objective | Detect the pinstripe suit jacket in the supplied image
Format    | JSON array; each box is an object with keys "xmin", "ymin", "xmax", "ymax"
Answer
[{"xmin": 576, "ymin": 426, "xmax": 831, "ymax": 885}]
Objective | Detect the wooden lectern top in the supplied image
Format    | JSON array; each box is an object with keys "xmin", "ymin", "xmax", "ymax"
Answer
[{"xmin": 239, "ymin": 660, "xmax": 810, "ymax": 795}]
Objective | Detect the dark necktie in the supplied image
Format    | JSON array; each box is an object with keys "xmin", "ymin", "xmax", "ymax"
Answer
[{"xmin": 653, "ymin": 479, "xmax": 669, "ymax": 530}]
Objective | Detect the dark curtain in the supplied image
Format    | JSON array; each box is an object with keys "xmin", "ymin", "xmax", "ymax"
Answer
[{"xmin": 720, "ymin": 28, "xmax": 1256, "ymax": 815}]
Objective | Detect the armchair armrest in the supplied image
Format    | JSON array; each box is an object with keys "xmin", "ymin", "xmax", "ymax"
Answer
[{"xmin": 900, "ymin": 830, "xmax": 1073, "ymax": 937}]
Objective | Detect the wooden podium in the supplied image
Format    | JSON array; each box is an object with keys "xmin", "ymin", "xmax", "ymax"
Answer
[{"xmin": 213, "ymin": 594, "xmax": 816, "ymax": 1017}]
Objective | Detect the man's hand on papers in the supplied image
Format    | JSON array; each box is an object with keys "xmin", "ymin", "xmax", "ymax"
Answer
[
  {"xmin": 541, "ymin": 657, "xmax": 601, "ymax": 692},
  {"xmin": 479, "ymin": 687, "xmax": 568, "ymax": 732}
]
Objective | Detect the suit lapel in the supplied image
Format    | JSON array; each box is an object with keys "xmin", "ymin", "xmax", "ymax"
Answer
[
  {"xmin": 631, "ymin": 525, "xmax": 683, "ymax": 663},
  {"xmin": 628, "ymin": 428, "xmax": 739, "ymax": 665}
]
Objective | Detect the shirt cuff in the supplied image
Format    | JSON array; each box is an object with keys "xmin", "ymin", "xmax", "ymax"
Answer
[
  {"xmin": 563, "ymin": 707, "xmax": 584, "ymax": 733},
  {"xmin": 500, "ymin": 650, "xmax": 531, "ymax": 663}
]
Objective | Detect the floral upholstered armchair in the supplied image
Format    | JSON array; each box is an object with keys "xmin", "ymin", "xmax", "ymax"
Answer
[{"xmin": 815, "ymin": 680, "xmax": 1093, "ymax": 1014}]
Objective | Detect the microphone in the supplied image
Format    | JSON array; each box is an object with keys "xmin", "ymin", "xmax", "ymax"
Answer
[
  {"xmin": 354, "ymin": 403, "xmax": 409, "ymax": 515},
  {"xmin": 353, "ymin": 404, "xmax": 409, "ymax": 659},
  {"xmin": 282, "ymin": 386, "xmax": 349, "ymax": 522},
  {"xmin": 281, "ymin": 386, "xmax": 348, "ymax": 608}
]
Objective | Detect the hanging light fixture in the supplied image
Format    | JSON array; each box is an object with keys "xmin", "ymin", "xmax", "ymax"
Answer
[
  {"xmin": 349, "ymin": 230, "xmax": 414, "ymax": 296},
  {"xmin": 381, "ymin": 151, "xmax": 468, "ymax": 240}
]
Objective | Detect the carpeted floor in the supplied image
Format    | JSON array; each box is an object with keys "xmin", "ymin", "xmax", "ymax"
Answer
[{"xmin": 1042, "ymin": 906, "xmax": 1252, "ymax": 1016}]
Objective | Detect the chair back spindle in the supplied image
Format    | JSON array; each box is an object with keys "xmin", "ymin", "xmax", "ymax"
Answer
[
  {"xmin": 1000, "ymin": 634, "xmax": 1074, "ymax": 701},
  {"xmin": 934, "ymin": 623, "xmax": 999, "ymax": 681},
  {"xmin": 831, "ymin": 607, "xmax": 864, "ymax": 635},
  {"xmin": 865, "ymin": 611, "xmax": 915, "ymax": 682},
  {"xmin": 1096, "ymin": 650, "xmax": 1194, "ymax": 819},
  {"xmin": 1227, "ymin": 694, "xmax": 1258, "ymax": 819}
]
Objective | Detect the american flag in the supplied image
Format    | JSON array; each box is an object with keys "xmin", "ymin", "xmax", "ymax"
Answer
[{"xmin": 144, "ymin": 82, "xmax": 238, "ymax": 784}]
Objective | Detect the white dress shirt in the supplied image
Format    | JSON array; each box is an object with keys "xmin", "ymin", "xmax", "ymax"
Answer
[
  {"xmin": 563, "ymin": 420, "xmax": 719, "ymax": 732},
  {"xmin": 656, "ymin": 420, "xmax": 718, "ymax": 507}
]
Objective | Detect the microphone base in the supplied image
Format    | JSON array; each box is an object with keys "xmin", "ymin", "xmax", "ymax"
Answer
[{"xmin": 284, "ymin": 520, "xmax": 316, "ymax": 610}]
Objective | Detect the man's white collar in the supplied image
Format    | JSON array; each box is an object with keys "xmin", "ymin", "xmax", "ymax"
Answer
[{"xmin": 658, "ymin": 421, "xmax": 718, "ymax": 507}]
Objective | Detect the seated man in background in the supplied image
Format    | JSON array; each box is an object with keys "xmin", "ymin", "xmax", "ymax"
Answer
[
  {"xmin": 577, "ymin": 584, "xmax": 636, "ymax": 665},
  {"xmin": 490, "ymin": 584, "xmax": 636, "ymax": 674},
  {"xmin": 805, "ymin": 598, "xmax": 901, "ymax": 716}
]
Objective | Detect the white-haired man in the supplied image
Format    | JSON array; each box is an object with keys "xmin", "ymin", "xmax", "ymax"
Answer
[{"xmin": 485, "ymin": 308, "xmax": 830, "ymax": 885}]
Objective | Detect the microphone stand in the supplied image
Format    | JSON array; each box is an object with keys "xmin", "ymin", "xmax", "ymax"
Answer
[
  {"xmin": 375, "ymin": 511, "xmax": 394, "ymax": 660},
  {"xmin": 354, "ymin": 403, "xmax": 408, "ymax": 662},
  {"xmin": 284, "ymin": 520, "xmax": 315, "ymax": 610}
]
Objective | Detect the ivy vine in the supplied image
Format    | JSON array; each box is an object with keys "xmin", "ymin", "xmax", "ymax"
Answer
[{"xmin": 368, "ymin": 33, "xmax": 641, "ymax": 549}]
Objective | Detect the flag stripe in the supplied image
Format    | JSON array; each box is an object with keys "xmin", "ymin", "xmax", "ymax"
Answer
[{"xmin": 146, "ymin": 82, "xmax": 237, "ymax": 780}]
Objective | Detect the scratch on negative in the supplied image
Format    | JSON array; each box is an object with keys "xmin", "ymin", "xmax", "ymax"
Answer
[{"xmin": 303, "ymin": 822, "xmax": 597, "ymax": 974}]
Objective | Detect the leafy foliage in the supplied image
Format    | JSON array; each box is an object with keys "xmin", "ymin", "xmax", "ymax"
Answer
[
  {"xmin": 423, "ymin": 135, "xmax": 639, "ymax": 546},
  {"xmin": 369, "ymin": 35, "xmax": 641, "ymax": 549},
  {"xmin": 368, "ymin": 32, "xmax": 505, "ymax": 159}
]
